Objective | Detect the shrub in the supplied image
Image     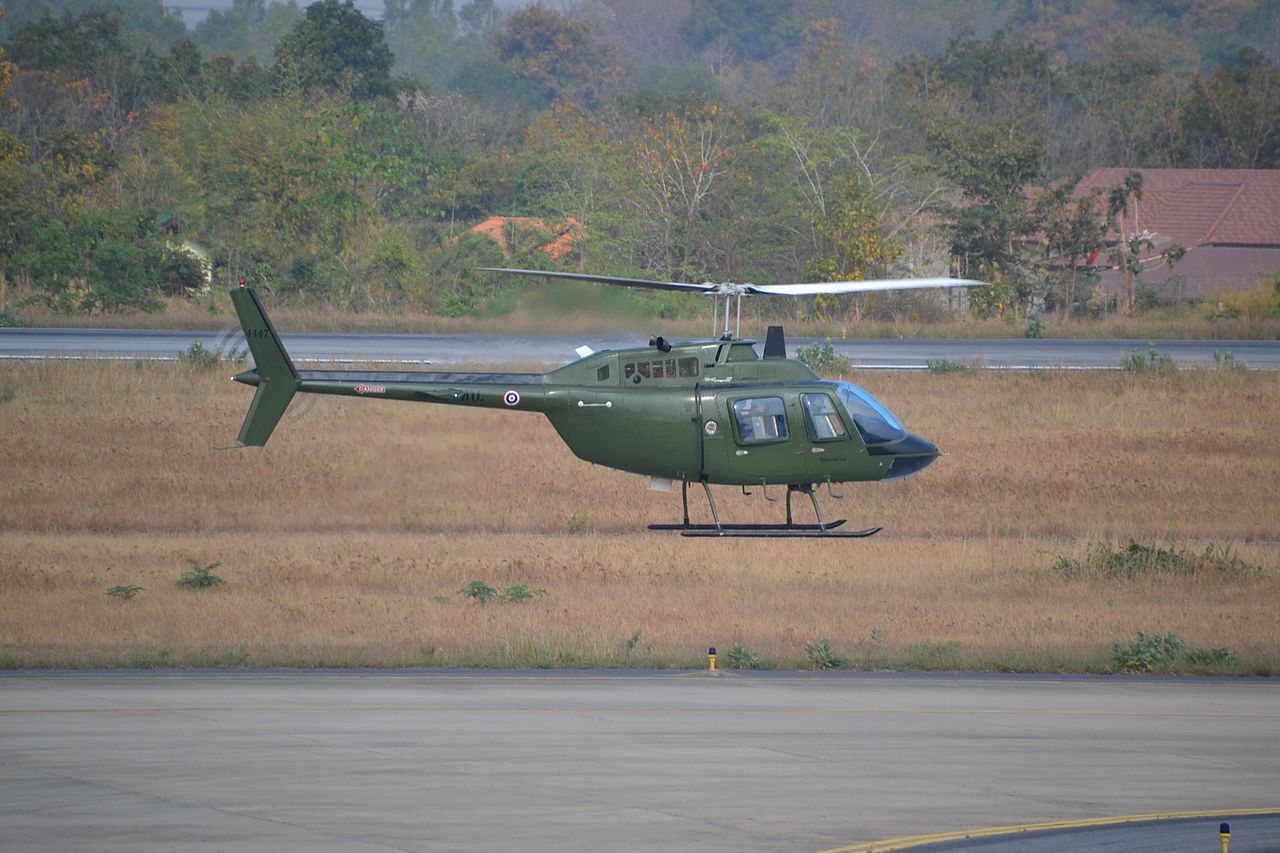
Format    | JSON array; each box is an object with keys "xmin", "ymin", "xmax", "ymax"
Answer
[
  {"xmin": 850, "ymin": 626, "xmax": 890, "ymax": 669},
  {"xmin": 177, "ymin": 340, "xmax": 222, "ymax": 371},
  {"xmin": 105, "ymin": 584, "xmax": 144, "ymax": 599},
  {"xmin": 805, "ymin": 637, "xmax": 846, "ymax": 669},
  {"xmin": 1053, "ymin": 540, "xmax": 1261, "ymax": 580},
  {"xmin": 176, "ymin": 560, "xmax": 223, "ymax": 588},
  {"xmin": 499, "ymin": 584, "xmax": 547, "ymax": 603},
  {"xmin": 1122, "ymin": 342, "xmax": 1173, "ymax": 373},
  {"xmin": 459, "ymin": 580, "xmax": 496, "ymax": 604},
  {"xmin": 725, "ymin": 642, "xmax": 761, "ymax": 669},
  {"xmin": 904, "ymin": 640, "xmax": 961, "ymax": 670},
  {"xmin": 1184, "ymin": 647, "xmax": 1237, "ymax": 668},
  {"xmin": 1212, "ymin": 350, "xmax": 1245, "ymax": 371},
  {"xmin": 926, "ymin": 358, "xmax": 968, "ymax": 374},
  {"xmin": 796, "ymin": 339, "xmax": 853, "ymax": 376},
  {"xmin": 1024, "ymin": 313, "xmax": 1044, "ymax": 339},
  {"xmin": 1112, "ymin": 630, "xmax": 1187, "ymax": 671}
]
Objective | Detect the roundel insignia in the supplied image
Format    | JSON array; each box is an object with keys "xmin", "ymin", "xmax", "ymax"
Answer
[
  {"xmin": 503, "ymin": 389, "xmax": 521, "ymax": 407},
  {"xmin": 704, "ymin": 419, "xmax": 718, "ymax": 435}
]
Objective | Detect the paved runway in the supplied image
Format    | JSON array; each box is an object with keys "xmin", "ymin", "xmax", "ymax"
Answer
[
  {"xmin": 1, "ymin": 671, "xmax": 1276, "ymax": 852},
  {"xmin": 3, "ymin": 327, "xmax": 1279, "ymax": 368}
]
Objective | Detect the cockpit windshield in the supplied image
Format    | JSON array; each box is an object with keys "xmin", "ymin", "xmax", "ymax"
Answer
[{"xmin": 834, "ymin": 381, "xmax": 906, "ymax": 444}]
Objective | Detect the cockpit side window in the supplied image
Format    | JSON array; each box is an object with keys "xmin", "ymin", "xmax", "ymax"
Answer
[
  {"xmin": 732, "ymin": 397, "xmax": 788, "ymax": 444},
  {"xmin": 801, "ymin": 393, "xmax": 848, "ymax": 441}
]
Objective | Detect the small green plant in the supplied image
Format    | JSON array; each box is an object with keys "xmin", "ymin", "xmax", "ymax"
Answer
[
  {"xmin": 0, "ymin": 382, "xmax": 14, "ymax": 404},
  {"xmin": 796, "ymin": 339, "xmax": 853, "ymax": 376},
  {"xmin": 851, "ymin": 626, "xmax": 890, "ymax": 669},
  {"xmin": 1024, "ymin": 313, "xmax": 1044, "ymax": 339},
  {"xmin": 459, "ymin": 580, "xmax": 497, "ymax": 604},
  {"xmin": 725, "ymin": 642, "xmax": 762, "ymax": 669},
  {"xmin": 1112, "ymin": 630, "xmax": 1187, "ymax": 671},
  {"xmin": 0, "ymin": 305, "xmax": 22, "ymax": 328},
  {"xmin": 1053, "ymin": 540, "xmax": 1261, "ymax": 580},
  {"xmin": 1122, "ymin": 342, "xmax": 1173, "ymax": 373},
  {"xmin": 131, "ymin": 649, "xmax": 171, "ymax": 668},
  {"xmin": 1184, "ymin": 647, "xmax": 1237, "ymax": 668},
  {"xmin": 805, "ymin": 637, "xmax": 846, "ymax": 670},
  {"xmin": 499, "ymin": 584, "xmax": 547, "ymax": 603},
  {"xmin": 176, "ymin": 559, "xmax": 223, "ymax": 588},
  {"xmin": 624, "ymin": 629, "xmax": 643, "ymax": 655},
  {"xmin": 1212, "ymin": 350, "xmax": 1245, "ymax": 371},
  {"xmin": 105, "ymin": 585, "xmax": 144, "ymax": 600},
  {"xmin": 926, "ymin": 358, "xmax": 968, "ymax": 374},
  {"xmin": 904, "ymin": 640, "xmax": 961, "ymax": 670},
  {"xmin": 177, "ymin": 340, "xmax": 223, "ymax": 370},
  {"xmin": 566, "ymin": 513, "xmax": 587, "ymax": 534}
]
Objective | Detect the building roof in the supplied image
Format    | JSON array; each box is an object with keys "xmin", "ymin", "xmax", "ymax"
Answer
[{"xmin": 1076, "ymin": 168, "xmax": 1280, "ymax": 249}]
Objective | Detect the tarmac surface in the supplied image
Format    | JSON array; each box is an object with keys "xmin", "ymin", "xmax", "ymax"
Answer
[
  {"xmin": 1, "ymin": 670, "xmax": 1277, "ymax": 852},
  {"xmin": 3, "ymin": 327, "xmax": 1280, "ymax": 368}
]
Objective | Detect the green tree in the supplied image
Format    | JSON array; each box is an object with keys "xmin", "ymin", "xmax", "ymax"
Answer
[
  {"xmin": 13, "ymin": 209, "xmax": 166, "ymax": 313},
  {"xmin": 1176, "ymin": 48, "xmax": 1280, "ymax": 168},
  {"xmin": 273, "ymin": 0, "xmax": 392, "ymax": 100},
  {"xmin": 1038, "ymin": 179, "xmax": 1107, "ymax": 316},
  {"xmin": 194, "ymin": 0, "xmax": 302, "ymax": 65},
  {"xmin": 492, "ymin": 5, "xmax": 621, "ymax": 108},
  {"xmin": 681, "ymin": 0, "xmax": 801, "ymax": 68},
  {"xmin": 624, "ymin": 103, "xmax": 738, "ymax": 281}
]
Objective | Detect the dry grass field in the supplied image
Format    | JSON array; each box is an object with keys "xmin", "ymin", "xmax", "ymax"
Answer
[{"xmin": 1, "ymin": 360, "xmax": 1277, "ymax": 672}]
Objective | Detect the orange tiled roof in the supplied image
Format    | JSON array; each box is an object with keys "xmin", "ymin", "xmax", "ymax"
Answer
[{"xmin": 1075, "ymin": 168, "xmax": 1280, "ymax": 248}]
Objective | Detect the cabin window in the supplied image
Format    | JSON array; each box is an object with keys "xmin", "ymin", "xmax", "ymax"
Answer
[
  {"xmin": 652, "ymin": 361, "xmax": 666, "ymax": 378},
  {"xmin": 596, "ymin": 364, "xmax": 610, "ymax": 382},
  {"xmin": 679, "ymin": 357, "xmax": 698, "ymax": 377},
  {"xmin": 801, "ymin": 394, "xmax": 847, "ymax": 441},
  {"xmin": 732, "ymin": 397, "xmax": 788, "ymax": 444}
]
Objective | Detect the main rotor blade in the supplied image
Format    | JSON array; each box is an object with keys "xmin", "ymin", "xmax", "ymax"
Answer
[
  {"xmin": 477, "ymin": 268, "xmax": 714, "ymax": 294},
  {"xmin": 745, "ymin": 278, "xmax": 984, "ymax": 296}
]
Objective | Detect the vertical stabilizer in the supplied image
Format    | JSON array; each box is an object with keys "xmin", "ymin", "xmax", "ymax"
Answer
[{"xmin": 229, "ymin": 286, "xmax": 299, "ymax": 446}]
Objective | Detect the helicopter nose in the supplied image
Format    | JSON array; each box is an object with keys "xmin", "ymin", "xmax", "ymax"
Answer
[{"xmin": 880, "ymin": 433, "xmax": 940, "ymax": 482}]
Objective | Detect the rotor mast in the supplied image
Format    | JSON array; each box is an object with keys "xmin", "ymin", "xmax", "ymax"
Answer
[{"xmin": 709, "ymin": 283, "xmax": 749, "ymax": 339}]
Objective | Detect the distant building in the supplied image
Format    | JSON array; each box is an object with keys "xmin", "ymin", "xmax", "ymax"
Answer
[{"xmin": 1075, "ymin": 168, "xmax": 1280, "ymax": 302}]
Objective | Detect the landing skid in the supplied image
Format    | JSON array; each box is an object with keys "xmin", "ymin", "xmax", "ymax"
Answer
[
  {"xmin": 680, "ymin": 525, "xmax": 881, "ymax": 539},
  {"xmin": 649, "ymin": 519, "xmax": 848, "ymax": 532},
  {"xmin": 656, "ymin": 481, "xmax": 880, "ymax": 539}
]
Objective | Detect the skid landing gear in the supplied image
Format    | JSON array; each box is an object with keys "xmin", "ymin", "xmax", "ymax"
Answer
[{"xmin": 647, "ymin": 482, "xmax": 882, "ymax": 539}]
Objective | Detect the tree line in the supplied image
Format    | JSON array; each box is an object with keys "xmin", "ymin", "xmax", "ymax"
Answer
[{"xmin": 1, "ymin": 0, "xmax": 1278, "ymax": 320}]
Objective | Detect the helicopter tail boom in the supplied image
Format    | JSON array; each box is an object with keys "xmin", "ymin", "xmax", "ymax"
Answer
[{"xmin": 229, "ymin": 286, "xmax": 300, "ymax": 446}]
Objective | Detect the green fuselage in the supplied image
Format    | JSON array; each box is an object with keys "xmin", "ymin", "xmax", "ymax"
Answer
[{"xmin": 234, "ymin": 336, "xmax": 939, "ymax": 489}]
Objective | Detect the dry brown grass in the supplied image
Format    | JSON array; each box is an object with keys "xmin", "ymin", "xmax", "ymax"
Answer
[
  {"xmin": 1, "ymin": 361, "xmax": 1277, "ymax": 671},
  {"xmin": 13, "ymin": 289, "xmax": 1280, "ymax": 340}
]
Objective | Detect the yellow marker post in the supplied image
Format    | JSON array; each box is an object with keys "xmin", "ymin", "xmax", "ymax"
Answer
[
  {"xmin": 708, "ymin": 647, "xmax": 717, "ymax": 671},
  {"xmin": 1220, "ymin": 822, "xmax": 1230, "ymax": 852}
]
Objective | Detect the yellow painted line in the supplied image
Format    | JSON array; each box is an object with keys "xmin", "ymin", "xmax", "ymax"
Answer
[{"xmin": 815, "ymin": 808, "xmax": 1280, "ymax": 853}]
